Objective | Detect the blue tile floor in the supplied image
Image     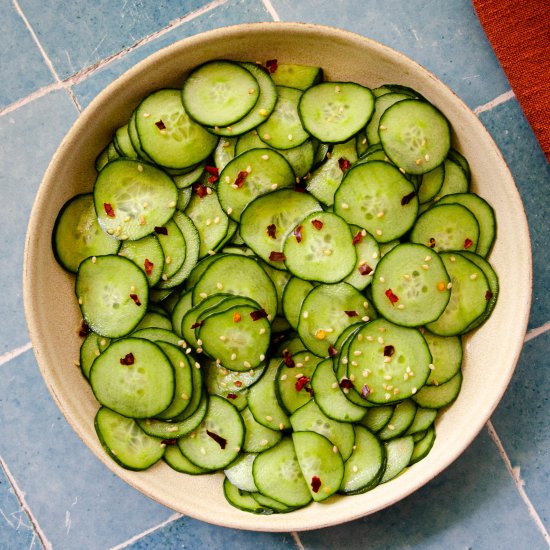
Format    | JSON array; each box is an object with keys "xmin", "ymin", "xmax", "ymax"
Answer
[{"xmin": 1, "ymin": 0, "xmax": 548, "ymax": 548}]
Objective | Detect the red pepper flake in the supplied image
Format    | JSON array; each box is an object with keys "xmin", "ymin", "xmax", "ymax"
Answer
[
  {"xmin": 293, "ymin": 225, "xmax": 303, "ymax": 243},
  {"xmin": 161, "ymin": 439, "xmax": 177, "ymax": 446},
  {"xmin": 305, "ymin": 385, "xmax": 314, "ymax": 397},
  {"xmin": 358, "ymin": 264, "xmax": 373, "ymax": 276},
  {"xmin": 144, "ymin": 258, "xmax": 154, "ymax": 276},
  {"xmin": 120, "ymin": 353, "xmax": 135, "ymax": 365},
  {"xmin": 78, "ymin": 320, "xmax": 90, "ymax": 337},
  {"xmin": 269, "ymin": 251, "xmax": 286, "ymax": 262},
  {"xmin": 385, "ymin": 289, "xmax": 399, "ymax": 304},
  {"xmin": 206, "ymin": 430, "xmax": 227, "ymax": 449},
  {"xmin": 154, "ymin": 226, "xmax": 168, "ymax": 235},
  {"xmin": 234, "ymin": 380, "xmax": 243, "ymax": 388},
  {"xmin": 190, "ymin": 321, "xmax": 203, "ymax": 330},
  {"xmin": 464, "ymin": 238, "xmax": 473, "ymax": 249},
  {"xmin": 328, "ymin": 345, "xmax": 338, "ymax": 357},
  {"xmin": 234, "ymin": 170, "xmax": 249, "ymax": 188},
  {"xmin": 384, "ymin": 345, "xmax": 395, "ymax": 357},
  {"xmin": 361, "ymin": 384, "xmax": 371, "ymax": 398},
  {"xmin": 155, "ymin": 120, "xmax": 166, "ymax": 130},
  {"xmin": 233, "ymin": 312, "xmax": 241, "ymax": 323},
  {"xmin": 429, "ymin": 237, "xmax": 436, "ymax": 249},
  {"xmin": 352, "ymin": 231, "xmax": 363, "ymax": 245},
  {"xmin": 295, "ymin": 376, "xmax": 311, "ymax": 392},
  {"xmin": 265, "ymin": 59, "xmax": 278, "ymax": 73},
  {"xmin": 339, "ymin": 378, "xmax": 354, "ymax": 390},
  {"xmin": 283, "ymin": 350, "xmax": 295, "ymax": 368},
  {"xmin": 311, "ymin": 476, "xmax": 322, "ymax": 493},
  {"xmin": 311, "ymin": 219, "xmax": 324, "ymax": 230},
  {"xmin": 129, "ymin": 293, "xmax": 141, "ymax": 306},
  {"xmin": 344, "ymin": 310, "xmax": 358, "ymax": 317},
  {"xmin": 192, "ymin": 183, "xmax": 209, "ymax": 198},
  {"xmin": 250, "ymin": 308, "xmax": 268, "ymax": 321},
  {"xmin": 485, "ymin": 290, "xmax": 493, "ymax": 301},
  {"xmin": 226, "ymin": 393, "xmax": 238, "ymax": 399},
  {"xmin": 401, "ymin": 191, "xmax": 416, "ymax": 205},
  {"xmin": 294, "ymin": 180, "xmax": 307, "ymax": 193},
  {"xmin": 338, "ymin": 157, "xmax": 351, "ymax": 172},
  {"xmin": 103, "ymin": 202, "xmax": 115, "ymax": 218},
  {"xmin": 266, "ymin": 224, "xmax": 277, "ymax": 239},
  {"xmin": 204, "ymin": 165, "xmax": 219, "ymax": 183}
]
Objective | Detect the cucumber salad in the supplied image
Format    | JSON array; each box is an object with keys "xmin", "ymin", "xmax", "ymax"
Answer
[{"xmin": 52, "ymin": 59, "xmax": 498, "ymax": 514}]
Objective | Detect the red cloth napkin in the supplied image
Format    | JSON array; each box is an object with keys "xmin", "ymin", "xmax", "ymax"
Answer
[{"xmin": 472, "ymin": 0, "xmax": 550, "ymax": 162}]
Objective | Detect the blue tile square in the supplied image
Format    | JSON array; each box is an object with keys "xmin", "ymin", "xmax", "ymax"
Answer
[
  {"xmin": 17, "ymin": 0, "xmax": 216, "ymax": 80},
  {"xmin": 0, "ymin": 350, "xmax": 174, "ymax": 550},
  {"xmin": 0, "ymin": 90, "xmax": 78, "ymax": 354},
  {"xmin": 0, "ymin": 2, "xmax": 54, "ymax": 109},
  {"xmin": 72, "ymin": 0, "xmax": 272, "ymax": 109},
  {"xmin": 269, "ymin": 0, "xmax": 511, "ymax": 109},
  {"xmin": 491, "ymin": 331, "xmax": 550, "ymax": 528},
  {"xmin": 478, "ymin": 99, "xmax": 550, "ymax": 329},
  {"xmin": 299, "ymin": 429, "xmax": 547, "ymax": 549}
]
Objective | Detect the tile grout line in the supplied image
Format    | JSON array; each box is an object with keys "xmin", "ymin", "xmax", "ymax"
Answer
[
  {"xmin": 0, "ymin": 342, "xmax": 33, "ymax": 368},
  {"xmin": 261, "ymin": 0, "xmax": 282, "ymax": 21},
  {"xmin": 525, "ymin": 320, "xmax": 550, "ymax": 342},
  {"xmin": 0, "ymin": 455, "xmax": 53, "ymax": 550},
  {"xmin": 109, "ymin": 512, "xmax": 182, "ymax": 550},
  {"xmin": 11, "ymin": 0, "xmax": 82, "ymax": 112},
  {"xmin": 486, "ymin": 421, "xmax": 550, "ymax": 544},
  {"xmin": 474, "ymin": 89, "xmax": 515, "ymax": 115}
]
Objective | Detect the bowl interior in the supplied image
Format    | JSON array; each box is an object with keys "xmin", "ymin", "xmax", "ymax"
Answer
[{"xmin": 23, "ymin": 22, "xmax": 531, "ymax": 531}]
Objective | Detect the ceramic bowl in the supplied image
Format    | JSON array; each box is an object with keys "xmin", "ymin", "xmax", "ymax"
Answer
[{"xmin": 23, "ymin": 22, "xmax": 531, "ymax": 531}]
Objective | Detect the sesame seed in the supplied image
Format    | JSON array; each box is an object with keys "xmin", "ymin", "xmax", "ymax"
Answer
[
  {"xmin": 161, "ymin": 274, "xmax": 168, "ymax": 281},
  {"xmin": 168, "ymin": 425, "xmax": 179, "ymax": 433},
  {"xmin": 169, "ymin": 201, "xmax": 176, "ymax": 208},
  {"xmin": 384, "ymin": 374, "xmax": 392, "ymax": 380},
  {"xmin": 225, "ymin": 176, "xmax": 231, "ymax": 183},
  {"xmin": 406, "ymin": 366, "xmax": 412, "ymax": 373},
  {"xmin": 362, "ymin": 316, "xmax": 370, "ymax": 322},
  {"xmin": 412, "ymin": 387, "xmax": 417, "ymax": 394},
  {"xmin": 378, "ymin": 336, "xmax": 384, "ymax": 344},
  {"xmin": 379, "ymin": 276, "xmax": 385, "ymax": 282},
  {"xmin": 231, "ymin": 353, "xmax": 237, "ymax": 360},
  {"xmin": 107, "ymin": 229, "xmax": 114, "ymax": 235},
  {"xmin": 304, "ymin": 356, "xmax": 310, "ymax": 362},
  {"xmin": 137, "ymin": 164, "xmax": 144, "ymax": 172},
  {"xmin": 205, "ymin": 218, "xmax": 212, "ymax": 226},
  {"xmin": 342, "ymin": 357, "xmax": 349, "ymax": 365},
  {"xmin": 375, "ymin": 229, "xmax": 383, "ymax": 236},
  {"xmin": 357, "ymin": 334, "xmax": 364, "ymax": 342},
  {"xmin": 349, "ymin": 374, "xmax": 356, "ymax": 382},
  {"xmin": 404, "ymin": 274, "xmax": 411, "ymax": 280},
  {"xmin": 303, "ymin": 311, "xmax": 309, "ymax": 319},
  {"xmin": 214, "ymin": 216, "xmax": 220, "ymax": 224},
  {"xmin": 404, "ymin": 373, "xmax": 409, "ymax": 380},
  {"xmin": 197, "ymin": 339, "xmax": 203, "ymax": 346},
  {"xmin": 179, "ymin": 361, "xmax": 185, "ymax": 368},
  {"xmin": 335, "ymin": 85, "xmax": 341, "ymax": 93},
  {"xmin": 199, "ymin": 292, "xmax": 208, "ymax": 299},
  {"xmin": 281, "ymin": 374, "xmax": 288, "ymax": 381},
  {"xmin": 165, "ymin": 256, "xmax": 172, "ymax": 264},
  {"xmin": 447, "ymin": 282, "xmax": 453, "ymax": 289},
  {"xmin": 196, "ymin": 347, "xmax": 203, "ymax": 354},
  {"xmin": 279, "ymin": 423, "xmax": 285, "ymax": 430},
  {"xmin": 470, "ymin": 273, "xmax": 478, "ymax": 280},
  {"xmin": 363, "ymin": 369, "xmax": 371, "ymax": 377},
  {"xmin": 377, "ymin": 211, "xmax": 384, "ymax": 218},
  {"xmin": 143, "ymin": 112, "xmax": 150, "ymax": 118},
  {"xmin": 243, "ymin": 361, "xmax": 251, "ymax": 368},
  {"xmin": 200, "ymin": 447, "xmax": 206, "ymax": 455},
  {"xmin": 259, "ymin": 109, "xmax": 269, "ymax": 117},
  {"xmin": 415, "ymin": 158, "xmax": 423, "ymax": 165},
  {"xmin": 341, "ymin": 203, "xmax": 350, "ymax": 209},
  {"xmin": 429, "ymin": 364, "xmax": 435, "ymax": 370},
  {"xmin": 425, "ymin": 154, "xmax": 430, "ymax": 161},
  {"xmin": 384, "ymin": 356, "xmax": 392, "ymax": 363},
  {"xmin": 260, "ymin": 439, "xmax": 269, "ymax": 446},
  {"xmin": 399, "ymin": 167, "xmax": 406, "ymax": 174},
  {"xmin": 94, "ymin": 349, "xmax": 100, "ymax": 356},
  {"xmin": 227, "ymin": 207, "xmax": 233, "ymax": 215},
  {"xmin": 353, "ymin": 350, "xmax": 362, "ymax": 356},
  {"xmin": 288, "ymin": 134, "xmax": 293, "ymax": 141},
  {"xmin": 397, "ymin": 304, "xmax": 405, "ymax": 309},
  {"xmin": 379, "ymin": 125, "xmax": 387, "ymax": 130},
  {"xmin": 372, "ymin": 252, "xmax": 379, "ymax": 259},
  {"xmin": 352, "ymin": 465, "xmax": 358, "ymax": 473},
  {"xmin": 366, "ymin": 335, "xmax": 373, "ymax": 341},
  {"xmin": 248, "ymin": 88, "xmax": 255, "ymax": 94},
  {"xmin": 260, "ymin": 354, "xmax": 265, "ymax": 361},
  {"xmin": 266, "ymin": 415, "xmax": 273, "ymax": 422},
  {"xmin": 271, "ymin": 183, "xmax": 278, "ymax": 190},
  {"xmin": 123, "ymin": 216, "xmax": 130, "ymax": 222},
  {"xmin": 323, "ymin": 249, "xmax": 333, "ymax": 256},
  {"xmin": 422, "ymin": 264, "xmax": 429, "ymax": 270},
  {"xmin": 331, "ymin": 382, "xmax": 338, "ymax": 389},
  {"xmin": 351, "ymin": 360, "xmax": 358, "ymax": 367},
  {"xmin": 219, "ymin": 335, "xmax": 227, "ymax": 341},
  {"xmin": 259, "ymin": 327, "xmax": 266, "ymax": 335},
  {"xmin": 425, "ymin": 255, "xmax": 432, "ymax": 262},
  {"xmin": 385, "ymin": 393, "xmax": 391, "ymax": 400},
  {"xmin": 449, "ymin": 256, "xmax": 456, "ymax": 262},
  {"xmin": 261, "ymin": 154, "xmax": 269, "ymax": 160},
  {"xmin": 263, "ymin": 133, "xmax": 271, "ymax": 140},
  {"xmin": 363, "ymin": 301, "xmax": 369, "ymax": 309}
]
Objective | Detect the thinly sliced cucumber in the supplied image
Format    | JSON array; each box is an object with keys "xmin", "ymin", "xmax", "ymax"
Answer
[
  {"xmin": 119, "ymin": 234, "xmax": 164, "ymax": 287},
  {"xmin": 218, "ymin": 148, "xmax": 295, "ymax": 221},
  {"xmin": 405, "ymin": 407, "xmax": 437, "ymax": 435},
  {"xmin": 136, "ymin": 89, "xmax": 218, "ymax": 169},
  {"xmin": 114, "ymin": 124, "xmax": 139, "ymax": 159},
  {"xmin": 90, "ymin": 337, "xmax": 174, "ymax": 418},
  {"xmin": 412, "ymin": 370, "xmax": 463, "ymax": 409},
  {"xmin": 134, "ymin": 311, "xmax": 173, "ymax": 331},
  {"xmin": 172, "ymin": 163, "xmax": 206, "ymax": 189},
  {"xmin": 292, "ymin": 430, "xmax": 344, "ymax": 502},
  {"xmin": 182, "ymin": 61, "xmax": 260, "ymax": 127},
  {"xmin": 155, "ymin": 218, "xmax": 186, "ymax": 279},
  {"xmin": 94, "ymin": 159, "xmax": 178, "ymax": 241},
  {"xmin": 299, "ymin": 82, "xmax": 374, "ymax": 143},
  {"xmin": 223, "ymin": 478, "xmax": 274, "ymax": 514},
  {"xmin": 214, "ymin": 137, "xmax": 237, "ymax": 171},
  {"xmin": 297, "ymin": 282, "xmax": 373, "ymax": 357},
  {"xmin": 343, "ymin": 226, "xmax": 380, "ymax": 291},
  {"xmin": 360, "ymin": 405, "xmax": 394, "ymax": 433},
  {"xmin": 79, "ymin": 331, "xmax": 110, "ymax": 380},
  {"xmin": 241, "ymin": 407, "xmax": 282, "ymax": 453},
  {"xmin": 433, "ymin": 158, "xmax": 469, "ymax": 200},
  {"xmin": 178, "ymin": 395, "xmax": 244, "ymax": 470},
  {"xmin": 422, "ymin": 331, "xmax": 462, "ymax": 386},
  {"xmin": 252, "ymin": 437, "xmax": 312, "ymax": 508},
  {"xmin": 418, "ymin": 163, "xmax": 445, "ymax": 204},
  {"xmin": 409, "ymin": 426, "xmax": 436, "ymax": 464},
  {"xmin": 334, "ymin": 161, "xmax": 418, "ymax": 243},
  {"xmin": 371, "ymin": 243, "xmax": 451, "ymax": 327},
  {"xmin": 224, "ymin": 452, "xmax": 258, "ymax": 493},
  {"xmin": 379, "ymin": 99, "xmax": 451, "ymax": 175},
  {"xmin": 164, "ymin": 443, "xmax": 210, "ymax": 474},
  {"xmin": 339, "ymin": 425, "xmax": 385, "ymax": 494},
  {"xmin": 377, "ymin": 399, "xmax": 417, "ymax": 440},
  {"xmin": 95, "ymin": 407, "xmax": 165, "ymax": 471},
  {"xmin": 282, "ymin": 277, "xmax": 314, "ymax": 330},
  {"xmin": 170, "ymin": 290, "xmax": 193, "ymax": 338},
  {"xmin": 346, "ymin": 319, "xmax": 432, "ymax": 404},
  {"xmin": 269, "ymin": 63, "xmax": 323, "ymax": 90},
  {"xmin": 239, "ymin": 189, "xmax": 322, "ymax": 268},
  {"xmin": 76, "ymin": 255, "xmax": 149, "ymax": 338},
  {"xmin": 283, "ymin": 211, "xmax": 357, "ymax": 283},
  {"xmin": 53, "ymin": 193, "xmax": 120, "ymax": 273},
  {"xmin": 258, "ymin": 86, "xmax": 309, "ymax": 149},
  {"xmin": 366, "ymin": 92, "xmax": 411, "ymax": 146},
  {"xmin": 380, "ymin": 435, "xmax": 414, "ymax": 483}
]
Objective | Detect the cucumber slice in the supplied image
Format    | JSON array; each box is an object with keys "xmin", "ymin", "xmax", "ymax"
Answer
[
  {"xmin": 380, "ymin": 435, "xmax": 414, "ymax": 483},
  {"xmin": 218, "ymin": 148, "xmax": 295, "ymax": 221},
  {"xmin": 283, "ymin": 211, "xmax": 357, "ymax": 283},
  {"xmin": 90, "ymin": 337, "xmax": 174, "ymax": 418},
  {"xmin": 94, "ymin": 159, "xmax": 178, "ymax": 241},
  {"xmin": 377, "ymin": 399, "xmax": 417, "ymax": 440},
  {"xmin": 360, "ymin": 405, "xmax": 394, "ymax": 433},
  {"xmin": 241, "ymin": 407, "xmax": 282, "ymax": 453},
  {"xmin": 292, "ymin": 430, "xmax": 344, "ymax": 502},
  {"xmin": 52, "ymin": 193, "xmax": 121, "ymax": 273},
  {"xmin": 299, "ymin": 82, "xmax": 374, "ymax": 143},
  {"xmin": 224, "ymin": 452, "xmax": 258, "ymax": 493},
  {"xmin": 405, "ymin": 407, "xmax": 437, "ymax": 435},
  {"xmin": 258, "ymin": 86, "xmax": 309, "ymax": 149},
  {"xmin": 433, "ymin": 158, "xmax": 469, "ymax": 200},
  {"xmin": 339, "ymin": 425, "xmax": 385, "ymax": 494},
  {"xmin": 412, "ymin": 370, "xmax": 463, "ymax": 409},
  {"xmin": 346, "ymin": 319, "xmax": 432, "ymax": 404},
  {"xmin": 155, "ymin": 218, "xmax": 186, "ymax": 279},
  {"xmin": 119, "ymin": 234, "xmax": 164, "ymax": 287},
  {"xmin": 252, "ymin": 437, "xmax": 312, "ymax": 508},
  {"xmin": 379, "ymin": 99, "xmax": 451, "ymax": 175},
  {"xmin": 422, "ymin": 331, "xmax": 462, "ymax": 386},
  {"xmin": 134, "ymin": 311, "xmax": 173, "ymax": 331},
  {"xmin": 334, "ymin": 161, "xmax": 418, "ymax": 243},
  {"xmin": 76, "ymin": 255, "xmax": 149, "ymax": 338},
  {"xmin": 182, "ymin": 61, "xmax": 260, "ymax": 127},
  {"xmin": 223, "ymin": 478, "xmax": 274, "ymax": 514},
  {"xmin": 371, "ymin": 243, "xmax": 451, "ymax": 327},
  {"xmin": 418, "ymin": 163, "xmax": 445, "ymax": 204},
  {"xmin": 136, "ymin": 89, "xmax": 217, "ymax": 169},
  {"xmin": 282, "ymin": 277, "xmax": 314, "ymax": 330},
  {"xmin": 95, "ymin": 407, "xmax": 165, "ymax": 471},
  {"xmin": 269, "ymin": 63, "xmax": 323, "ymax": 90},
  {"xmin": 178, "ymin": 395, "xmax": 244, "ymax": 470},
  {"xmin": 164, "ymin": 443, "xmax": 210, "ymax": 475},
  {"xmin": 366, "ymin": 92, "xmax": 411, "ymax": 146},
  {"xmin": 214, "ymin": 137, "xmax": 237, "ymax": 171},
  {"xmin": 343, "ymin": 226, "xmax": 380, "ymax": 291},
  {"xmin": 79, "ymin": 331, "xmax": 110, "ymax": 380},
  {"xmin": 409, "ymin": 426, "xmax": 436, "ymax": 465}
]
